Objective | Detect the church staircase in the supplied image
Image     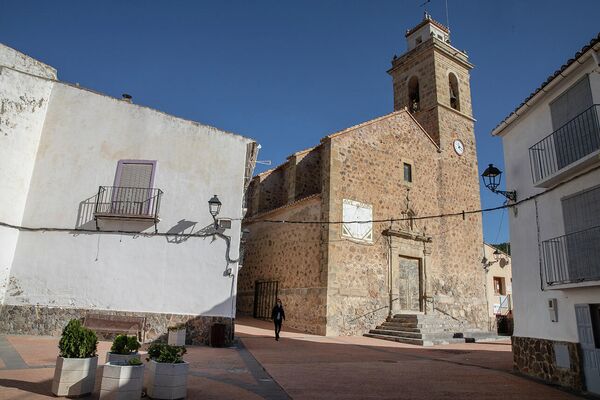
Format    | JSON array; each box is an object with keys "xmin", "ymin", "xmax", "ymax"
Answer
[{"xmin": 364, "ymin": 313, "xmax": 495, "ymax": 346}]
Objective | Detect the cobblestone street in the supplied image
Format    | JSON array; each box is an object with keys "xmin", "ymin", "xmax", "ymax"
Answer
[{"xmin": 0, "ymin": 317, "xmax": 584, "ymax": 399}]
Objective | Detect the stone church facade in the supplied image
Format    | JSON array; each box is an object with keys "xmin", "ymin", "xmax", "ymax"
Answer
[{"xmin": 237, "ymin": 14, "xmax": 487, "ymax": 336}]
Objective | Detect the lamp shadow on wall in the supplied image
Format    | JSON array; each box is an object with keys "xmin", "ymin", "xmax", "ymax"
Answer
[{"xmin": 165, "ymin": 219, "xmax": 198, "ymax": 244}]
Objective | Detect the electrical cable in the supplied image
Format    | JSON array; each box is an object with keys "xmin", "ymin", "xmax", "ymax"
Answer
[{"xmin": 1, "ymin": 164, "xmax": 598, "ymax": 232}]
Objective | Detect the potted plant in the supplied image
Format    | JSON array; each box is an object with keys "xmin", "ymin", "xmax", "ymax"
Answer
[
  {"xmin": 99, "ymin": 356, "xmax": 145, "ymax": 400},
  {"xmin": 106, "ymin": 334, "xmax": 141, "ymax": 363},
  {"xmin": 167, "ymin": 324, "xmax": 186, "ymax": 346},
  {"xmin": 51, "ymin": 319, "xmax": 98, "ymax": 397},
  {"xmin": 146, "ymin": 343, "xmax": 188, "ymax": 399}
]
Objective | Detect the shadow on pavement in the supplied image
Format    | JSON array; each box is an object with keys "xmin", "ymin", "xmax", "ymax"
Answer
[
  {"xmin": 0, "ymin": 377, "xmax": 54, "ymax": 397},
  {"xmin": 234, "ymin": 316, "xmax": 579, "ymax": 400}
]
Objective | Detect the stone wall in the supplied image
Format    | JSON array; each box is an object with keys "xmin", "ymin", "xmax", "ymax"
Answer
[
  {"xmin": 295, "ymin": 147, "xmax": 321, "ymax": 200},
  {"xmin": 326, "ymin": 112, "xmax": 440, "ymax": 336},
  {"xmin": 0, "ymin": 304, "xmax": 233, "ymax": 345},
  {"xmin": 512, "ymin": 336, "xmax": 583, "ymax": 391},
  {"xmin": 325, "ymin": 109, "xmax": 487, "ymax": 335},
  {"xmin": 238, "ymin": 196, "xmax": 326, "ymax": 334},
  {"xmin": 432, "ymin": 105, "xmax": 487, "ymax": 329},
  {"xmin": 389, "ymin": 38, "xmax": 474, "ymax": 147},
  {"xmin": 257, "ymin": 168, "xmax": 287, "ymax": 213}
]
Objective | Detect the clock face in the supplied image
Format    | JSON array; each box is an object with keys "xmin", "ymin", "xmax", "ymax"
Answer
[{"xmin": 453, "ymin": 139, "xmax": 465, "ymax": 155}]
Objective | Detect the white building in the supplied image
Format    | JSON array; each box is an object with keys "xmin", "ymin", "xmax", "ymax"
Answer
[
  {"xmin": 482, "ymin": 243, "xmax": 512, "ymax": 328},
  {"xmin": 0, "ymin": 43, "xmax": 258, "ymax": 344},
  {"xmin": 492, "ymin": 34, "xmax": 600, "ymax": 393}
]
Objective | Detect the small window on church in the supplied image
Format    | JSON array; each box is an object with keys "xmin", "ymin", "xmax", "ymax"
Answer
[
  {"xmin": 415, "ymin": 36, "xmax": 422, "ymax": 45},
  {"xmin": 403, "ymin": 163, "xmax": 412, "ymax": 183},
  {"xmin": 449, "ymin": 73, "xmax": 460, "ymax": 111},
  {"xmin": 408, "ymin": 76, "xmax": 420, "ymax": 113}
]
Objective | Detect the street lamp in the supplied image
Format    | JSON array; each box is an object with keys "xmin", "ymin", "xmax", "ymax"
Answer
[
  {"xmin": 481, "ymin": 164, "xmax": 517, "ymax": 202},
  {"xmin": 493, "ymin": 248, "xmax": 502, "ymax": 262},
  {"xmin": 208, "ymin": 195, "xmax": 222, "ymax": 228}
]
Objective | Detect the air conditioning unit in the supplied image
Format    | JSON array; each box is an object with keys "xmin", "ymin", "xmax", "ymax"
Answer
[{"xmin": 548, "ymin": 298, "xmax": 558, "ymax": 322}]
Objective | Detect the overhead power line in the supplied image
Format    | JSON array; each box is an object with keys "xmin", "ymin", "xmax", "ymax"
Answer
[{"xmin": 1, "ymin": 164, "xmax": 598, "ymax": 233}]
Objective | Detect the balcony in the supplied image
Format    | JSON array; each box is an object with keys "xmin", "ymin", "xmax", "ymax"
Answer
[
  {"xmin": 94, "ymin": 186, "xmax": 163, "ymax": 232},
  {"xmin": 542, "ymin": 225, "xmax": 600, "ymax": 286},
  {"xmin": 529, "ymin": 104, "xmax": 600, "ymax": 186},
  {"xmin": 492, "ymin": 294, "xmax": 512, "ymax": 316}
]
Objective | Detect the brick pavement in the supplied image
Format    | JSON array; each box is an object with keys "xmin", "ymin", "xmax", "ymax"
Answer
[{"xmin": 0, "ymin": 317, "xmax": 586, "ymax": 399}]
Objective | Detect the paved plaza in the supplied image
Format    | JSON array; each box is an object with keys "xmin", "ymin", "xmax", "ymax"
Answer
[{"xmin": 0, "ymin": 317, "xmax": 584, "ymax": 399}]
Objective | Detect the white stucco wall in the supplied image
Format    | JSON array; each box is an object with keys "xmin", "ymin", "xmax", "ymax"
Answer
[
  {"xmin": 483, "ymin": 243, "xmax": 512, "ymax": 317},
  {"xmin": 0, "ymin": 66, "xmax": 54, "ymax": 302},
  {"xmin": 0, "ymin": 44, "xmax": 57, "ymax": 79},
  {"xmin": 498, "ymin": 51, "xmax": 600, "ymax": 342},
  {"xmin": 2, "ymin": 69, "xmax": 254, "ymax": 319}
]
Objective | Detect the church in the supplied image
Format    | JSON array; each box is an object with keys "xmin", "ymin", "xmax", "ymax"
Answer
[{"xmin": 237, "ymin": 14, "xmax": 488, "ymax": 340}]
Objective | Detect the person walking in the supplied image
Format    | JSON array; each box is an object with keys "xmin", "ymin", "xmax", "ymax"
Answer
[{"xmin": 271, "ymin": 298, "xmax": 285, "ymax": 341}]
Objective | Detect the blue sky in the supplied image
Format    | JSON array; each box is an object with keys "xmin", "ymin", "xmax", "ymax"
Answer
[{"xmin": 2, "ymin": 0, "xmax": 599, "ymax": 243}]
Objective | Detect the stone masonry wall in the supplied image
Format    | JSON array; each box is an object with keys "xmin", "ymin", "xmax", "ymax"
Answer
[
  {"xmin": 433, "ymin": 49, "xmax": 473, "ymax": 119},
  {"xmin": 257, "ymin": 168, "xmax": 287, "ymax": 213},
  {"xmin": 326, "ymin": 111, "xmax": 443, "ymax": 336},
  {"xmin": 325, "ymin": 109, "xmax": 487, "ymax": 335},
  {"xmin": 0, "ymin": 304, "xmax": 233, "ymax": 345},
  {"xmin": 432, "ymin": 104, "xmax": 487, "ymax": 329},
  {"xmin": 238, "ymin": 196, "xmax": 326, "ymax": 335},
  {"xmin": 390, "ymin": 39, "xmax": 441, "ymax": 143},
  {"xmin": 512, "ymin": 336, "xmax": 583, "ymax": 391},
  {"xmin": 295, "ymin": 147, "xmax": 321, "ymax": 200}
]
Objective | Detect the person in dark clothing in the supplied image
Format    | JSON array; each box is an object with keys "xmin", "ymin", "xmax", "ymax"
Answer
[{"xmin": 271, "ymin": 298, "xmax": 285, "ymax": 341}]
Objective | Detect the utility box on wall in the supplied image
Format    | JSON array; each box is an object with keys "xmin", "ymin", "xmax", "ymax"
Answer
[{"xmin": 548, "ymin": 298, "xmax": 558, "ymax": 322}]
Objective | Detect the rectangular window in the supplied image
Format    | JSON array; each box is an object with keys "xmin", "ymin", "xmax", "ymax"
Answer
[
  {"xmin": 403, "ymin": 163, "xmax": 412, "ymax": 183},
  {"xmin": 550, "ymin": 75, "xmax": 593, "ymax": 130},
  {"xmin": 550, "ymin": 75, "xmax": 597, "ymax": 170},
  {"xmin": 112, "ymin": 160, "xmax": 157, "ymax": 215},
  {"xmin": 560, "ymin": 185, "xmax": 600, "ymax": 281},
  {"xmin": 493, "ymin": 277, "xmax": 505, "ymax": 295}
]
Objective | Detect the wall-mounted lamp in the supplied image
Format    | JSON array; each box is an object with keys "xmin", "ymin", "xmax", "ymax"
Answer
[
  {"xmin": 481, "ymin": 164, "xmax": 517, "ymax": 202},
  {"xmin": 493, "ymin": 248, "xmax": 502, "ymax": 262},
  {"xmin": 208, "ymin": 194, "xmax": 222, "ymax": 229},
  {"xmin": 482, "ymin": 247, "xmax": 508, "ymax": 272}
]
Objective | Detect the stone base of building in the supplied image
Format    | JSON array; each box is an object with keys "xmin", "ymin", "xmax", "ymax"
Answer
[
  {"xmin": 0, "ymin": 304, "xmax": 233, "ymax": 346},
  {"xmin": 512, "ymin": 336, "xmax": 583, "ymax": 391}
]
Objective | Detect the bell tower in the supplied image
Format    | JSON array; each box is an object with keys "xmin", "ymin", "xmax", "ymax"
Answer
[{"xmin": 388, "ymin": 12, "xmax": 475, "ymax": 150}]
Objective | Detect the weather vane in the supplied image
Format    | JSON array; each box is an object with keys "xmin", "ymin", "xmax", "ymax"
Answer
[{"xmin": 418, "ymin": 0, "xmax": 450, "ymax": 31}]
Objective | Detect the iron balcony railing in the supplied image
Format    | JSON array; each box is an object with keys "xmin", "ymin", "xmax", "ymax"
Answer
[
  {"xmin": 529, "ymin": 104, "xmax": 600, "ymax": 183},
  {"xmin": 94, "ymin": 186, "xmax": 163, "ymax": 228},
  {"xmin": 542, "ymin": 225, "xmax": 600, "ymax": 286},
  {"xmin": 493, "ymin": 294, "xmax": 512, "ymax": 316}
]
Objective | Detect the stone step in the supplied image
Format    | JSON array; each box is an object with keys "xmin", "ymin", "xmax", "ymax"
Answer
[
  {"xmin": 383, "ymin": 322, "xmax": 461, "ymax": 331},
  {"xmin": 364, "ymin": 333, "xmax": 467, "ymax": 346},
  {"xmin": 376, "ymin": 325, "xmax": 421, "ymax": 333},
  {"xmin": 391, "ymin": 316, "xmax": 461, "ymax": 325},
  {"xmin": 364, "ymin": 333, "xmax": 428, "ymax": 346},
  {"xmin": 369, "ymin": 329, "xmax": 424, "ymax": 339},
  {"xmin": 386, "ymin": 319, "xmax": 460, "ymax": 326},
  {"xmin": 370, "ymin": 329, "xmax": 465, "ymax": 341}
]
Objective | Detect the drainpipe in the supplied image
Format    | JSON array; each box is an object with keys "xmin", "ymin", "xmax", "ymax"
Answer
[
  {"xmin": 422, "ymin": 241, "xmax": 428, "ymax": 315},
  {"xmin": 387, "ymin": 234, "xmax": 393, "ymax": 321}
]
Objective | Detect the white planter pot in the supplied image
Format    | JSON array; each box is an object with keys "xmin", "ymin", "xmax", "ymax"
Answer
[
  {"xmin": 51, "ymin": 356, "xmax": 98, "ymax": 397},
  {"xmin": 100, "ymin": 362, "xmax": 145, "ymax": 400},
  {"xmin": 106, "ymin": 352, "xmax": 139, "ymax": 364},
  {"xmin": 146, "ymin": 360, "xmax": 188, "ymax": 399},
  {"xmin": 167, "ymin": 329, "xmax": 186, "ymax": 346}
]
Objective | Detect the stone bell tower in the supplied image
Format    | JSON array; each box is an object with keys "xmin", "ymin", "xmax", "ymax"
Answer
[
  {"xmin": 388, "ymin": 12, "xmax": 475, "ymax": 151},
  {"xmin": 387, "ymin": 13, "xmax": 486, "ymax": 329}
]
